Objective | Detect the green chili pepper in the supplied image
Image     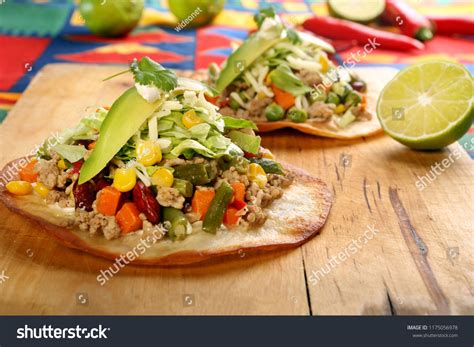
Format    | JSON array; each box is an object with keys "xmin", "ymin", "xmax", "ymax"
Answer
[
  {"xmin": 163, "ymin": 207, "xmax": 189, "ymax": 241},
  {"xmin": 173, "ymin": 163, "xmax": 210, "ymax": 185},
  {"xmin": 218, "ymin": 154, "xmax": 249, "ymax": 174},
  {"xmin": 264, "ymin": 103, "xmax": 285, "ymax": 122},
  {"xmin": 172, "ymin": 179, "xmax": 194, "ymax": 198},
  {"xmin": 287, "ymin": 107, "xmax": 308, "ymax": 123},
  {"xmin": 248, "ymin": 158, "xmax": 284, "ymax": 174},
  {"xmin": 202, "ymin": 181, "xmax": 234, "ymax": 234}
]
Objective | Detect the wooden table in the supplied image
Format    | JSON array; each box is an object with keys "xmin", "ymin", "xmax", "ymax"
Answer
[{"xmin": 0, "ymin": 64, "xmax": 472, "ymax": 315}]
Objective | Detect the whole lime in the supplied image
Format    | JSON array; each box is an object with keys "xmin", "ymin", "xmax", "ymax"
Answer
[
  {"xmin": 79, "ymin": 0, "xmax": 144, "ymax": 37},
  {"xmin": 168, "ymin": 0, "xmax": 224, "ymax": 28}
]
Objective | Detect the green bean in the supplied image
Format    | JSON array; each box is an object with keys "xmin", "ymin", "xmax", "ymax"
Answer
[
  {"xmin": 173, "ymin": 163, "xmax": 210, "ymax": 185},
  {"xmin": 248, "ymin": 158, "xmax": 284, "ymax": 174},
  {"xmin": 162, "ymin": 207, "xmax": 189, "ymax": 241},
  {"xmin": 202, "ymin": 181, "xmax": 234, "ymax": 234},
  {"xmin": 172, "ymin": 179, "xmax": 194, "ymax": 198}
]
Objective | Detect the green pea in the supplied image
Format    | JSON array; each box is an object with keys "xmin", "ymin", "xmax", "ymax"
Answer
[
  {"xmin": 229, "ymin": 98, "xmax": 240, "ymax": 110},
  {"xmin": 287, "ymin": 107, "xmax": 308, "ymax": 123},
  {"xmin": 326, "ymin": 92, "xmax": 340, "ymax": 105},
  {"xmin": 309, "ymin": 89, "xmax": 327, "ymax": 103},
  {"xmin": 264, "ymin": 103, "xmax": 285, "ymax": 122}
]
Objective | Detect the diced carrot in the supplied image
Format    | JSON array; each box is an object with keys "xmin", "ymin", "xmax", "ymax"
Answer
[
  {"xmin": 97, "ymin": 186, "xmax": 122, "ymax": 216},
  {"xmin": 224, "ymin": 207, "xmax": 240, "ymax": 226},
  {"xmin": 271, "ymin": 84, "xmax": 295, "ymax": 110},
  {"xmin": 360, "ymin": 95, "xmax": 367, "ymax": 111},
  {"xmin": 19, "ymin": 159, "xmax": 38, "ymax": 183},
  {"xmin": 231, "ymin": 182, "xmax": 245, "ymax": 203},
  {"xmin": 191, "ymin": 189, "xmax": 215, "ymax": 220},
  {"xmin": 115, "ymin": 202, "xmax": 142, "ymax": 234},
  {"xmin": 87, "ymin": 141, "xmax": 96, "ymax": 150}
]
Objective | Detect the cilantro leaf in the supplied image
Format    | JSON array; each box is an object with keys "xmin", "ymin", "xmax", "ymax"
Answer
[
  {"xmin": 286, "ymin": 28, "xmax": 301, "ymax": 44},
  {"xmin": 130, "ymin": 57, "xmax": 178, "ymax": 92},
  {"xmin": 254, "ymin": 7, "xmax": 276, "ymax": 28}
]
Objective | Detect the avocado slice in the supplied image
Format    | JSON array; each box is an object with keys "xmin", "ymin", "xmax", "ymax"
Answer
[
  {"xmin": 215, "ymin": 28, "xmax": 283, "ymax": 93},
  {"xmin": 78, "ymin": 87, "xmax": 163, "ymax": 184}
]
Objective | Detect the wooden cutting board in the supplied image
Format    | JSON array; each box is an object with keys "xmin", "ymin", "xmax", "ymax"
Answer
[{"xmin": 0, "ymin": 64, "xmax": 472, "ymax": 315}]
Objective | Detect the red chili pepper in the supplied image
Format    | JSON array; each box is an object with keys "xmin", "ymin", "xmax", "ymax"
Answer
[
  {"xmin": 383, "ymin": 0, "xmax": 434, "ymax": 41},
  {"xmin": 204, "ymin": 93, "xmax": 219, "ymax": 105},
  {"xmin": 302, "ymin": 17, "xmax": 424, "ymax": 51},
  {"xmin": 427, "ymin": 15, "xmax": 474, "ymax": 36}
]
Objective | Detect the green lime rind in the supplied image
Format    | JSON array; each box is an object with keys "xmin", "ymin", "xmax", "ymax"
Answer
[
  {"xmin": 328, "ymin": 0, "xmax": 385, "ymax": 23},
  {"xmin": 376, "ymin": 61, "xmax": 474, "ymax": 150}
]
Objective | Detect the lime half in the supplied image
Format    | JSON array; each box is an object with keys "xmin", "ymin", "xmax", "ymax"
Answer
[
  {"xmin": 377, "ymin": 61, "xmax": 473, "ymax": 150},
  {"xmin": 328, "ymin": 0, "xmax": 385, "ymax": 23}
]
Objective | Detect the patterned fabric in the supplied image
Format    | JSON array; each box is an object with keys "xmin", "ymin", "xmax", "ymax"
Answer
[{"xmin": 0, "ymin": 0, "xmax": 472, "ymax": 156}]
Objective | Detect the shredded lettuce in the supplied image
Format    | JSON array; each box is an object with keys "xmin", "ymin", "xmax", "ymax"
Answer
[
  {"xmin": 51, "ymin": 144, "xmax": 87, "ymax": 163},
  {"xmin": 170, "ymin": 139, "xmax": 216, "ymax": 158}
]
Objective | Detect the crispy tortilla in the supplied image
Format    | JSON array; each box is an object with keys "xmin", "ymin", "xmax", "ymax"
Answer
[
  {"xmin": 0, "ymin": 157, "xmax": 332, "ymax": 266},
  {"xmin": 186, "ymin": 67, "xmax": 398, "ymax": 139}
]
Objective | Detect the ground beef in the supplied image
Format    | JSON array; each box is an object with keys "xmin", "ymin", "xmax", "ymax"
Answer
[
  {"xmin": 219, "ymin": 167, "xmax": 250, "ymax": 187},
  {"xmin": 156, "ymin": 186, "xmax": 185, "ymax": 209},
  {"xmin": 308, "ymin": 102, "xmax": 336, "ymax": 122},
  {"xmin": 296, "ymin": 69, "xmax": 322, "ymax": 87},
  {"xmin": 139, "ymin": 213, "xmax": 167, "ymax": 240},
  {"xmin": 244, "ymin": 204, "xmax": 267, "ymax": 226},
  {"xmin": 46, "ymin": 190, "xmax": 74, "ymax": 207},
  {"xmin": 37, "ymin": 156, "xmax": 60, "ymax": 190},
  {"xmin": 37, "ymin": 152, "xmax": 72, "ymax": 190},
  {"xmin": 219, "ymin": 107, "xmax": 235, "ymax": 117},
  {"xmin": 248, "ymin": 97, "xmax": 272, "ymax": 118},
  {"xmin": 236, "ymin": 108, "xmax": 250, "ymax": 119},
  {"xmin": 75, "ymin": 209, "xmax": 121, "ymax": 240},
  {"xmin": 352, "ymin": 105, "xmax": 372, "ymax": 121}
]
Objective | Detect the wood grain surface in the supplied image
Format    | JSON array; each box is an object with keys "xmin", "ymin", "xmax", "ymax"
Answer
[{"xmin": 0, "ymin": 64, "xmax": 472, "ymax": 315}]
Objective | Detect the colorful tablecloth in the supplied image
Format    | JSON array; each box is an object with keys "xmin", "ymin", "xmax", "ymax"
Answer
[{"xmin": 0, "ymin": 0, "xmax": 472, "ymax": 156}]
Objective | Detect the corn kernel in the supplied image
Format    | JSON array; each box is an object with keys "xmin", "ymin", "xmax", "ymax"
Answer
[
  {"xmin": 136, "ymin": 140, "xmax": 162, "ymax": 166},
  {"xmin": 151, "ymin": 167, "xmax": 174, "ymax": 187},
  {"xmin": 33, "ymin": 182, "xmax": 50, "ymax": 198},
  {"xmin": 6, "ymin": 181, "xmax": 33, "ymax": 196},
  {"xmin": 335, "ymin": 104, "xmax": 345, "ymax": 114},
  {"xmin": 182, "ymin": 109, "xmax": 203, "ymax": 129},
  {"xmin": 248, "ymin": 163, "xmax": 268, "ymax": 188},
  {"xmin": 57, "ymin": 159, "xmax": 67, "ymax": 170},
  {"xmin": 113, "ymin": 167, "xmax": 137, "ymax": 192},
  {"xmin": 319, "ymin": 55, "xmax": 329, "ymax": 73},
  {"xmin": 261, "ymin": 149, "xmax": 275, "ymax": 160}
]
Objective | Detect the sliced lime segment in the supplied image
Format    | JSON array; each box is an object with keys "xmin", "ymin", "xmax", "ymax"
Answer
[
  {"xmin": 376, "ymin": 61, "xmax": 473, "ymax": 150},
  {"xmin": 328, "ymin": 0, "xmax": 385, "ymax": 23}
]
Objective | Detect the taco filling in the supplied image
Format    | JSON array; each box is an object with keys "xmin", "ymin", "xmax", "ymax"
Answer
[
  {"xmin": 208, "ymin": 8, "xmax": 371, "ymax": 130},
  {"xmin": 4, "ymin": 58, "xmax": 295, "ymax": 242}
]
